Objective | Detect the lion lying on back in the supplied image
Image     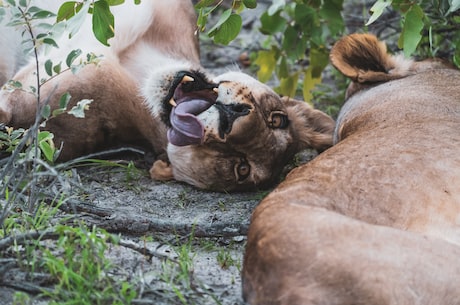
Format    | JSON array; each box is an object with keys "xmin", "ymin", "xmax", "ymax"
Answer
[
  {"xmin": 0, "ymin": 0, "xmax": 334, "ymax": 191},
  {"xmin": 243, "ymin": 33, "xmax": 460, "ymax": 304}
]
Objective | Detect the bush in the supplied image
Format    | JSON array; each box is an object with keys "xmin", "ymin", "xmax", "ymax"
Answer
[{"xmin": 196, "ymin": 0, "xmax": 460, "ymax": 104}]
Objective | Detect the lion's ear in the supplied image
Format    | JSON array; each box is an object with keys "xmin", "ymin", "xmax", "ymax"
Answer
[
  {"xmin": 330, "ymin": 33, "xmax": 413, "ymax": 84},
  {"xmin": 150, "ymin": 159, "xmax": 174, "ymax": 181},
  {"xmin": 283, "ymin": 97, "xmax": 335, "ymax": 153}
]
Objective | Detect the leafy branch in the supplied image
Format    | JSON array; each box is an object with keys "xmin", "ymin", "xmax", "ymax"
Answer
[{"xmin": 195, "ymin": 0, "xmax": 257, "ymax": 45}]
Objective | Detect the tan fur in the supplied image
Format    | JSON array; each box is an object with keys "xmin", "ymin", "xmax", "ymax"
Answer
[
  {"xmin": 0, "ymin": 1, "xmax": 334, "ymax": 191},
  {"xmin": 243, "ymin": 34, "xmax": 460, "ymax": 304},
  {"xmin": 150, "ymin": 159, "xmax": 173, "ymax": 181}
]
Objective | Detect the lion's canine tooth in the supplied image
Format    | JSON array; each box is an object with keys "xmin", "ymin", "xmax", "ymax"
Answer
[
  {"xmin": 169, "ymin": 98, "xmax": 177, "ymax": 107},
  {"xmin": 213, "ymin": 88, "xmax": 219, "ymax": 94},
  {"xmin": 182, "ymin": 75, "xmax": 194, "ymax": 83}
]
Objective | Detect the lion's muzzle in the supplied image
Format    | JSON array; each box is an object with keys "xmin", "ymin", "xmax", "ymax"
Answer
[{"xmin": 214, "ymin": 101, "xmax": 251, "ymax": 139}]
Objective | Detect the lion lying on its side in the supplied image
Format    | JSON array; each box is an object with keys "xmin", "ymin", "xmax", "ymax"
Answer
[
  {"xmin": 243, "ymin": 33, "xmax": 460, "ymax": 304},
  {"xmin": 0, "ymin": 1, "xmax": 334, "ymax": 191}
]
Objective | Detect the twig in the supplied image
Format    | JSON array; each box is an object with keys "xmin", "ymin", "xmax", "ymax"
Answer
[
  {"xmin": 0, "ymin": 229, "xmax": 58, "ymax": 251},
  {"xmin": 1, "ymin": 280, "xmax": 55, "ymax": 295},
  {"xmin": 0, "ymin": 227, "xmax": 174, "ymax": 263},
  {"xmin": 117, "ymin": 239, "xmax": 174, "ymax": 262},
  {"xmin": 55, "ymin": 147, "xmax": 145, "ymax": 170}
]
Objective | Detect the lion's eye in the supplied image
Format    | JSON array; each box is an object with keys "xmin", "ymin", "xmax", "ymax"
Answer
[
  {"xmin": 269, "ymin": 112, "xmax": 289, "ymax": 129},
  {"xmin": 235, "ymin": 159, "xmax": 250, "ymax": 181}
]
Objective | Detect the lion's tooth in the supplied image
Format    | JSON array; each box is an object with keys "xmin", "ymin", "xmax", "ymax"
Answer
[
  {"xmin": 182, "ymin": 75, "xmax": 194, "ymax": 83},
  {"xmin": 213, "ymin": 88, "xmax": 219, "ymax": 94},
  {"xmin": 169, "ymin": 98, "xmax": 177, "ymax": 107}
]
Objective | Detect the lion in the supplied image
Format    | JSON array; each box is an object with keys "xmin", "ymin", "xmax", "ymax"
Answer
[
  {"xmin": 242, "ymin": 33, "xmax": 460, "ymax": 304},
  {"xmin": 0, "ymin": 0, "xmax": 334, "ymax": 191}
]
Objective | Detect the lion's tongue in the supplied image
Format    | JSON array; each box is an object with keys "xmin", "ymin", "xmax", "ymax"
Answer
[{"xmin": 168, "ymin": 99, "xmax": 211, "ymax": 146}]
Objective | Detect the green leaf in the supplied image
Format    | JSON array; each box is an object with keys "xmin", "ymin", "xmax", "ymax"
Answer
[
  {"xmin": 52, "ymin": 108, "xmax": 65, "ymax": 117},
  {"xmin": 267, "ymin": 0, "xmax": 285, "ymax": 16},
  {"xmin": 64, "ymin": 2, "xmax": 87, "ymax": 38},
  {"xmin": 194, "ymin": 0, "xmax": 216, "ymax": 9},
  {"xmin": 41, "ymin": 104, "xmax": 51, "ymax": 119},
  {"xmin": 233, "ymin": 0, "xmax": 243, "ymax": 11},
  {"xmin": 38, "ymin": 131, "xmax": 55, "ymax": 163},
  {"xmin": 319, "ymin": 0, "xmax": 344, "ymax": 36},
  {"xmin": 57, "ymin": 1, "xmax": 79, "ymax": 22},
  {"xmin": 66, "ymin": 49, "xmax": 82, "ymax": 67},
  {"xmin": 366, "ymin": 0, "xmax": 392, "ymax": 25},
  {"xmin": 254, "ymin": 49, "xmax": 277, "ymax": 82},
  {"xmin": 277, "ymin": 56, "xmax": 289, "ymax": 79},
  {"xmin": 294, "ymin": 4, "xmax": 316, "ymax": 31},
  {"xmin": 392, "ymin": 0, "xmax": 412, "ymax": 13},
  {"xmin": 43, "ymin": 38, "xmax": 59, "ymax": 48},
  {"xmin": 210, "ymin": 13, "xmax": 242, "ymax": 45},
  {"xmin": 207, "ymin": 8, "xmax": 232, "ymax": 35},
  {"xmin": 399, "ymin": 4, "xmax": 424, "ymax": 57},
  {"xmin": 106, "ymin": 0, "xmax": 124, "ymax": 5},
  {"xmin": 243, "ymin": 0, "xmax": 257, "ymax": 9},
  {"xmin": 454, "ymin": 48, "xmax": 460, "ymax": 67},
  {"xmin": 196, "ymin": 8, "xmax": 208, "ymax": 31},
  {"xmin": 8, "ymin": 80, "xmax": 22, "ymax": 89},
  {"xmin": 92, "ymin": 0, "xmax": 115, "ymax": 46},
  {"xmin": 68, "ymin": 99, "xmax": 93, "ymax": 118},
  {"xmin": 309, "ymin": 47, "xmax": 329, "ymax": 78},
  {"xmin": 53, "ymin": 62, "xmax": 62, "ymax": 74},
  {"xmin": 282, "ymin": 26, "xmax": 307, "ymax": 60},
  {"xmin": 278, "ymin": 72, "xmax": 299, "ymax": 98},
  {"xmin": 32, "ymin": 9, "xmax": 55, "ymax": 19},
  {"xmin": 44, "ymin": 59, "xmax": 53, "ymax": 76},
  {"xmin": 303, "ymin": 67, "xmax": 322, "ymax": 104},
  {"xmin": 59, "ymin": 92, "xmax": 72, "ymax": 109},
  {"xmin": 260, "ymin": 11, "xmax": 287, "ymax": 35}
]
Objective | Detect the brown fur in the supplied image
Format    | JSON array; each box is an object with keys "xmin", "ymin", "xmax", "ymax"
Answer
[
  {"xmin": 0, "ymin": 1, "xmax": 334, "ymax": 191},
  {"xmin": 243, "ymin": 34, "xmax": 460, "ymax": 304},
  {"xmin": 1, "ymin": 61, "xmax": 167, "ymax": 160}
]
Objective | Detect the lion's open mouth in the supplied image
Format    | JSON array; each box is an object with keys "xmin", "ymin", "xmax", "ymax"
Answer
[{"xmin": 164, "ymin": 71, "xmax": 218, "ymax": 146}]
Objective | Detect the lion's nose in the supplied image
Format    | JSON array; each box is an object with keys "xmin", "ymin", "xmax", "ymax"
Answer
[{"xmin": 214, "ymin": 102, "xmax": 251, "ymax": 138}]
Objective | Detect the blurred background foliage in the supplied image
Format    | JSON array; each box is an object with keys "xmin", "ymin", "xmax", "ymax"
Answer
[{"xmin": 195, "ymin": 0, "xmax": 460, "ymax": 109}]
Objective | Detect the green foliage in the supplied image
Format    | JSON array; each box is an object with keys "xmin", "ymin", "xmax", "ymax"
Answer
[
  {"xmin": 41, "ymin": 225, "xmax": 136, "ymax": 305},
  {"xmin": 216, "ymin": 248, "xmax": 237, "ymax": 270},
  {"xmin": 196, "ymin": 1, "xmax": 460, "ymax": 103},
  {"xmin": 195, "ymin": 0, "xmax": 258, "ymax": 45},
  {"xmin": 0, "ymin": 3, "xmax": 138, "ymax": 302},
  {"xmin": 368, "ymin": 0, "xmax": 460, "ymax": 62},
  {"xmin": 0, "ymin": 1, "xmax": 97, "ymax": 175},
  {"xmin": 0, "ymin": 126, "xmax": 26, "ymax": 153},
  {"xmin": 254, "ymin": 0, "xmax": 345, "ymax": 102},
  {"xmin": 56, "ymin": 0, "xmax": 138, "ymax": 46}
]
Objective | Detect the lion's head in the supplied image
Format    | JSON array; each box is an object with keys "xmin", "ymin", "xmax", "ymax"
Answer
[{"xmin": 143, "ymin": 69, "xmax": 335, "ymax": 191}]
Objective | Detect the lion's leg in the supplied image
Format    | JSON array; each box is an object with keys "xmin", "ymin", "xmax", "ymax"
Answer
[
  {"xmin": 0, "ymin": 58, "xmax": 165, "ymax": 160},
  {"xmin": 0, "ymin": 62, "xmax": 43, "ymax": 126},
  {"xmin": 243, "ymin": 203, "xmax": 460, "ymax": 305}
]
